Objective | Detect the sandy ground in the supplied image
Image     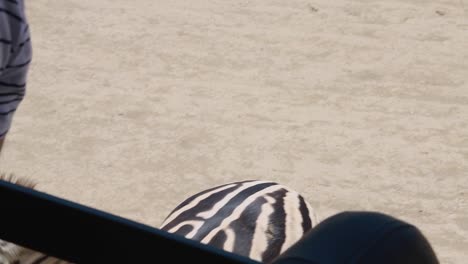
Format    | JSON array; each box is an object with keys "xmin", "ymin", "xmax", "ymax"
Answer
[{"xmin": 0, "ymin": 0, "xmax": 467, "ymax": 262}]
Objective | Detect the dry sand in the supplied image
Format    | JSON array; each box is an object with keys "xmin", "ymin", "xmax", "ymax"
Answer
[{"xmin": 1, "ymin": 0, "xmax": 467, "ymax": 262}]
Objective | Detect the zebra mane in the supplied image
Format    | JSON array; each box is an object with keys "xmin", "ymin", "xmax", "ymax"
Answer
[{"xmin": 0, "ymin": 173, "xmax": 37, "ymax": 189}]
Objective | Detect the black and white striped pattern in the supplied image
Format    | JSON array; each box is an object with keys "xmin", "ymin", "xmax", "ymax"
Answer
[
  {"xmin": 0, "ymin": 0, "xmax": 32, "ymax": 138},
  {"xmin": 160, "ymin": 180, "xmax": 318, "ymax": 263},
  {"xmin": 0, "ymin": 178, "xmax": 317, "ymax": 263}
]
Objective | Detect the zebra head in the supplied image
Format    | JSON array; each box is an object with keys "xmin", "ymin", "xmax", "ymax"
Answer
[{"xmin": 160, "ymin": 180, "xmax": 319, "ymax": 263}]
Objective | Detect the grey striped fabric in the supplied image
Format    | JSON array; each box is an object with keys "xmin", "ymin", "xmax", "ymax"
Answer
[{"xmin": 0, "ymin": 0, "xmax": 32, "ymax": 138}]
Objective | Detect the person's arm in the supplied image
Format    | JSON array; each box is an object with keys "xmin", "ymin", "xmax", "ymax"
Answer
[
  {"xmin": 0, "ymin": 0, "xmax": 32, "ymax": 156},
  {"xmin": 0, "ymin": 137, "xmax": 4, "ymax": 154}
]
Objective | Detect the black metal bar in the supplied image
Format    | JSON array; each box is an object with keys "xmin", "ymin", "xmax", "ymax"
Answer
[{"xmin": 0, "ymin": 180, "xmax": 259, "ymax": 263}]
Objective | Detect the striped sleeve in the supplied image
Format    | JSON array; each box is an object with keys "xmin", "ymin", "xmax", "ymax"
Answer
[{"xmin": 0, "ymin": 0, "xmax": 32, "ymax": 138}]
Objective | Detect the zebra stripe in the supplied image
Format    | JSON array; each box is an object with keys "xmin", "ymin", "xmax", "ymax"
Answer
[
  {"xmin": 200, "ymin": 184, "xmax": 284, "ymax": 244},
  {"xmin": 281, "ymin": 188, "xmax": 309, "ymax": 253},
  {"xmin": 250, "ymin": 195, "xmax": 276, "ymax": 261},
  {"xmin": 160, "ymin": 180, "xmax": 318, "ymax": 263},
  {"xmin": 0, "ymin": 176, "xmax": 318, "ymax": 264},
  {"xmin": 161, "ymin": 182, "xmax": 239, "ymax": 227}
]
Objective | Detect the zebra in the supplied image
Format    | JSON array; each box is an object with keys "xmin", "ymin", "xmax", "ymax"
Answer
[
  {"xmin": 0, "ymin": 176, "xmax": 318, "ymax": 264},
  {"xmin": 160, "ymin": 180, "xmax": 318, "ymax": 263},
  {"xmin": 0, "ymin": 243, "xmax": 67, "ymax": 264}
]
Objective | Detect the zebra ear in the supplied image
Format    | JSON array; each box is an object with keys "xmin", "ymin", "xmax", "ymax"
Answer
[{"xmin": 0, "ymin": 173, "xmax": 37, "ymax": 189}]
